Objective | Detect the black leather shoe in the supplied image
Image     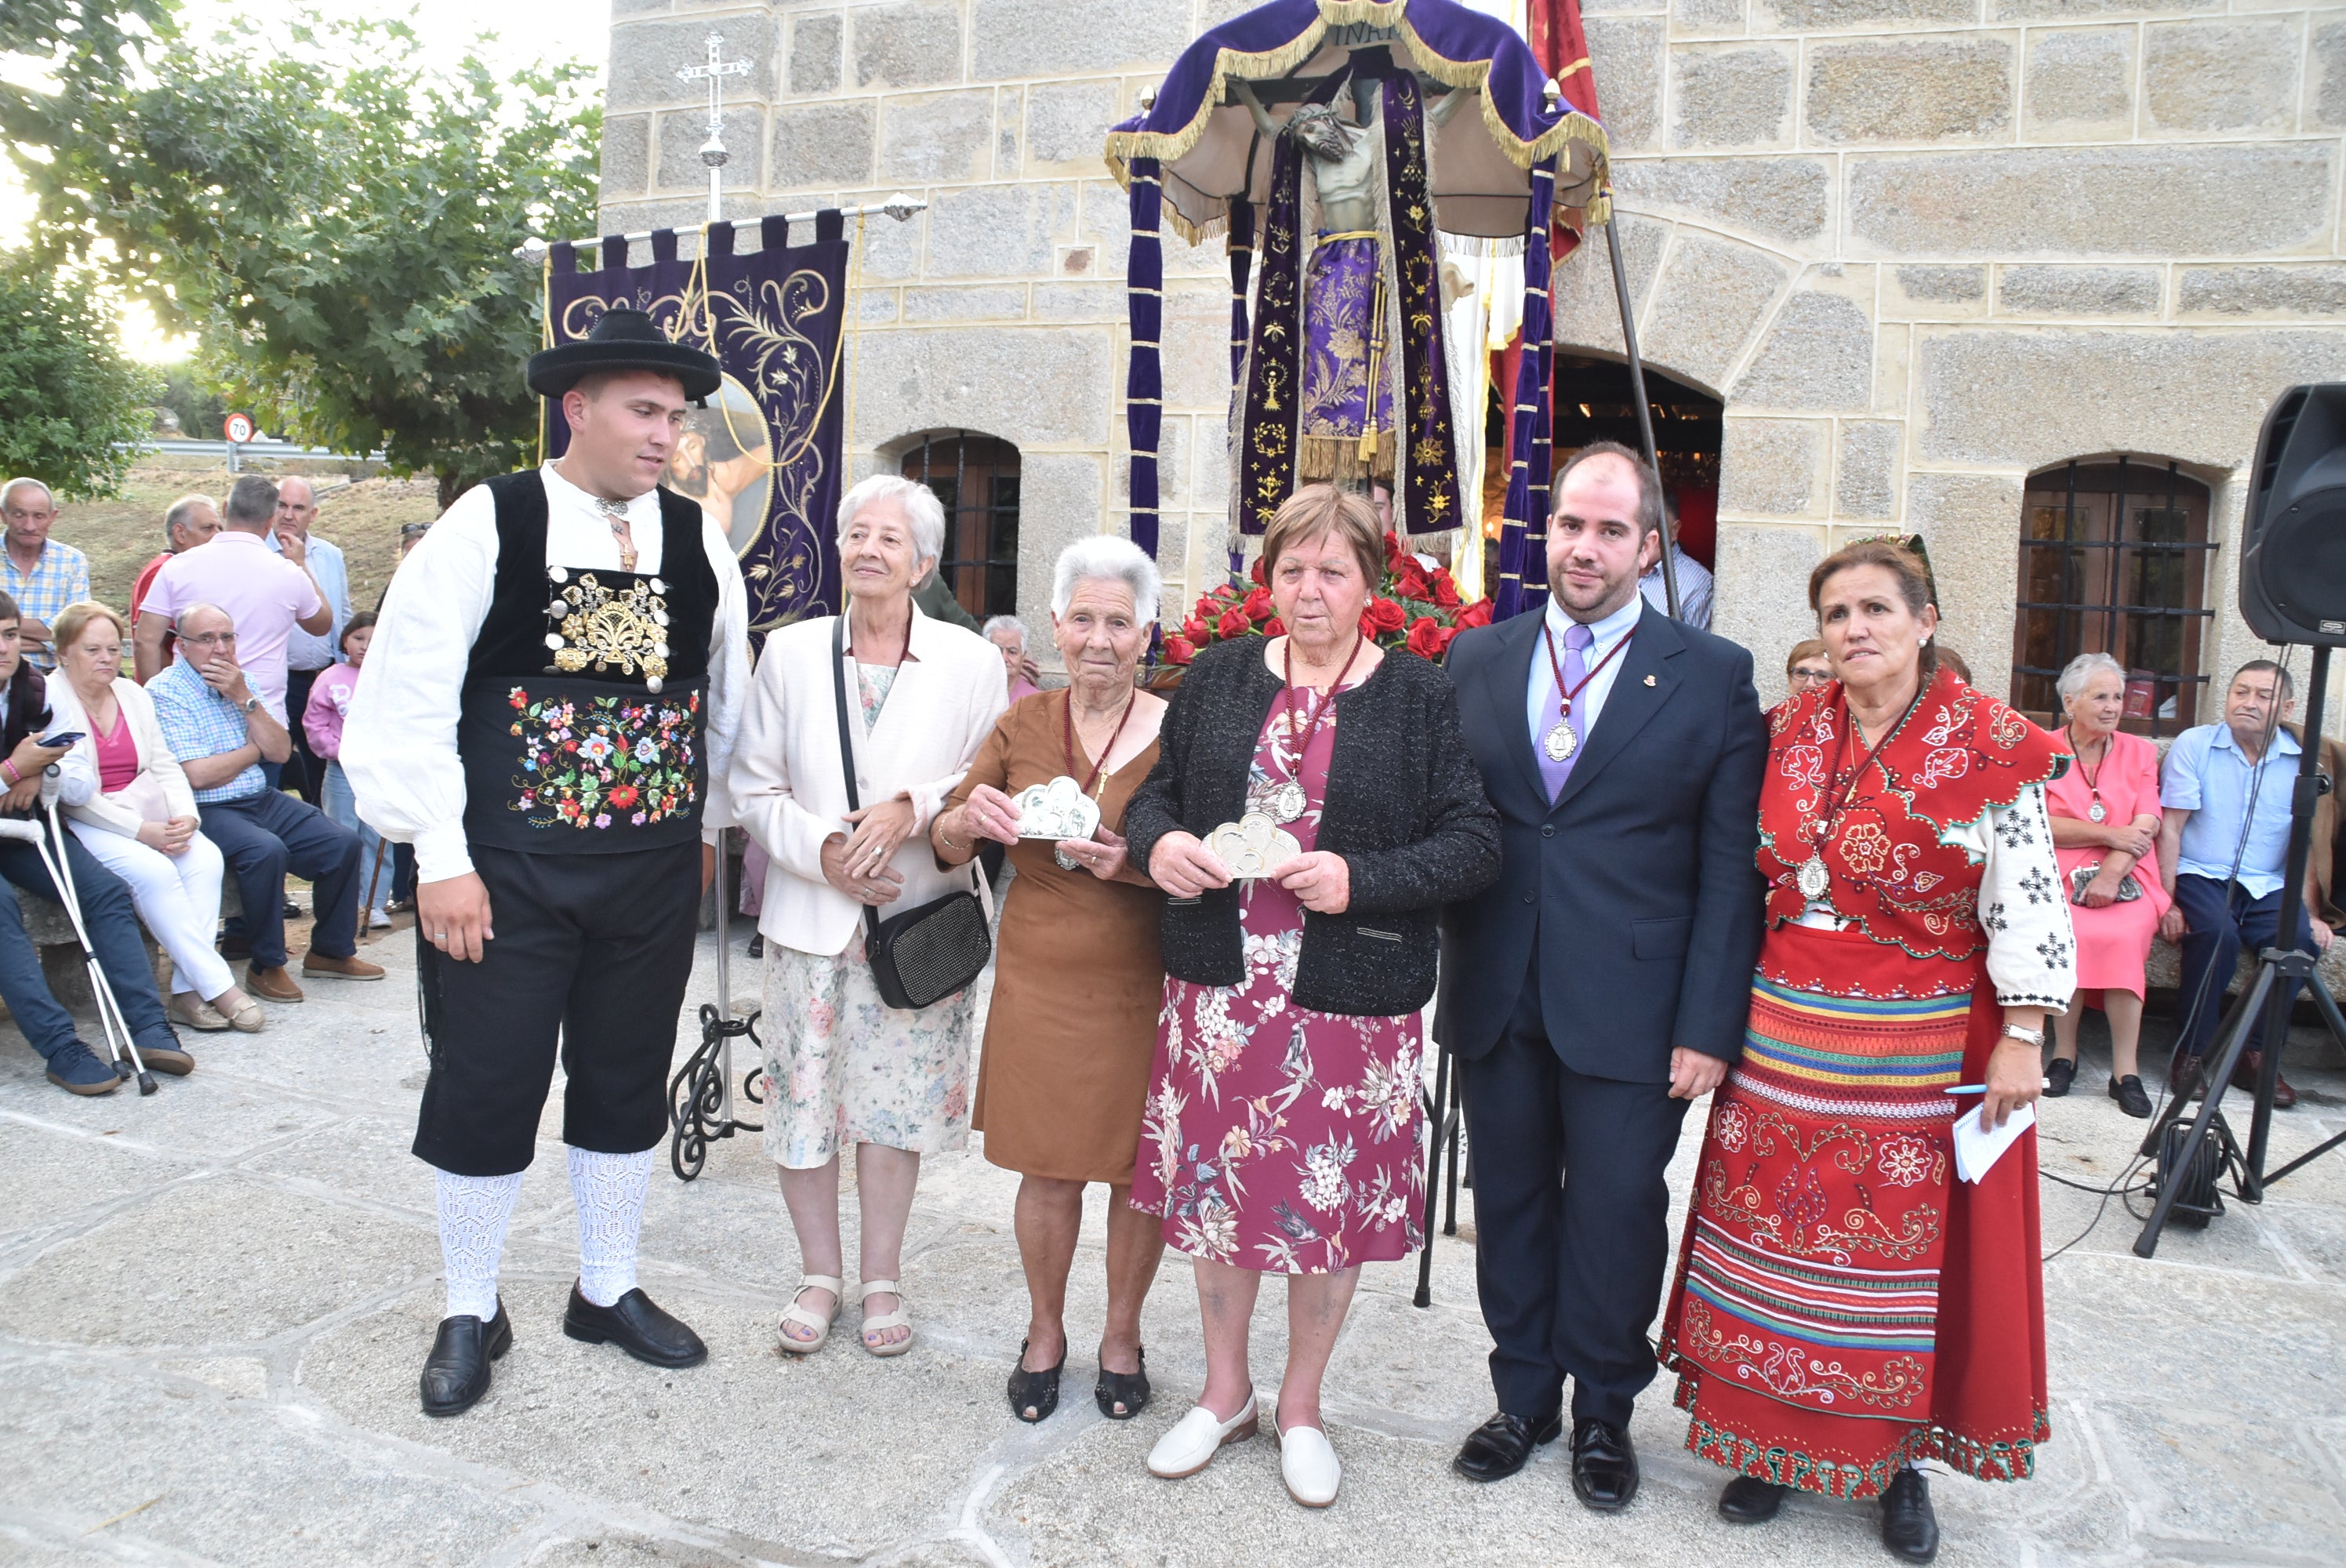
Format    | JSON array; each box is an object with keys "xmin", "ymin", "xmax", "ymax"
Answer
[
  {"xmin": 2043, "ymin": 1057, "xmax": 2075, "ymax": 1097},
  {"xmin": 2108, "ymin": 1073, "xmax": 2153, "ymax": 1119},
  {"xmin": 419, "ymin": 1299, "xmax": 510, "ymax": 1417},
  {"xmin": 1570, "ymin": 1418, "xmax": 1639, "ymax": 1512},
  {"xmin": 1880, "ymin": 1468, "xmax": 1940, "ymax": 1563},
  {"xmin": 1719, "ymin": 1474, "xmax": 1789, "ymax": 1524},
  {"xmin": 1452, "ymin": 1410, "xmax": 1564, "ymax": 1483},
  {"xmin": 562, "ymin": 1283, "xmax": 707, "ymax": 1368}
]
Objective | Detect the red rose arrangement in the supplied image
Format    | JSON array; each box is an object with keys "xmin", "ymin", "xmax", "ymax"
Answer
[{"xmin": 1160, "ymin": 532, "xmax": 1494, "ymax": 666}]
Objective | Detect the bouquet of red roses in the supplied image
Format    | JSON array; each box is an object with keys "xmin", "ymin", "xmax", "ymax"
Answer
[{"xmin": 1161, "ymin": 532, "xmax": 1494, "ymax": 666}]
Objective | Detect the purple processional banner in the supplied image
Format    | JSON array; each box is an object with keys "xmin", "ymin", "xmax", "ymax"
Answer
[{"xmin": 545, "ymin": 213, "xmax": 851, "ymax": 632}]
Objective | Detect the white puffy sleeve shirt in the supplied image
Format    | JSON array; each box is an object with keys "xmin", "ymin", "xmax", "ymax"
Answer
[
  {"xmin": 340, "ymin": 463, "xmax": 750, "ymax": 884},
  {"xmin": 1797, "ymin": 779, "xmax": 2076, "ymax": 1012}
]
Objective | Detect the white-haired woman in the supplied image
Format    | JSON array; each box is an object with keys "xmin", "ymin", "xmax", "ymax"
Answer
[
  {"xmin": 932, "ymin": 536, "xmax": 1170, "ymax": 1425},
  {"xmin": 982, "ymin": 614, "xmax": 1043, "ymax": 706},
  {"xmin": 730, "ymin": 474, "xmax": 1009, "ymax": 1357},
  {"xmin": 2046, "ymin": 651, "xmax": 2169, "ymax": 1116}
]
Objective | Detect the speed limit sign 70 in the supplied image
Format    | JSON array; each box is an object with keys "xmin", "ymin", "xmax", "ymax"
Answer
[{"xmin": 223, "ymin": 412, "xmax": 256, "ymax": 445}]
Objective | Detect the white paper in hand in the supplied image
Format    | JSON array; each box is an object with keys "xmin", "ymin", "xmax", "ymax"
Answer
[{"xmin": 1952, "ymin": 1100, "xmax": 2035, "ymax": 1184}]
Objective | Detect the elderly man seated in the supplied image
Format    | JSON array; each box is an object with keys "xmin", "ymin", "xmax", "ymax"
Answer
[
  {"xmin": 2158, "ymin": 658, "xmax": 2332, "ymax": 1108},
  {"xmin": 145, "ymin": 602, "xmax": 383, "ymax": 1002},
  {"xmin": 0, "ymin": 590, "xmax": 191, "ymax": 1092}
]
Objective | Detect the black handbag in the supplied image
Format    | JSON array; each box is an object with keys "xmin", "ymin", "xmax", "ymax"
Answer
[{"xmin": 830, "ymin": 616, "xmax": 990, "ymax": 1010}]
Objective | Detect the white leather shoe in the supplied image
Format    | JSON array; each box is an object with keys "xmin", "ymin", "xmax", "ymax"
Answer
[
  {"xmin": 1279, "ymin": 1421, "xmax": 1342, "ymax": 1507},
  {"xmin": 1146, "ymin": 1392, "xmax": 1258, "ymax": 1479}
]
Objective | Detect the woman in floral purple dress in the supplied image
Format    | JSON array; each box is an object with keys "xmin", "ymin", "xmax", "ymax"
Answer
[{"xmin": 1124, "ymin": 485, "xmax": 1498, "ymax": 1508}]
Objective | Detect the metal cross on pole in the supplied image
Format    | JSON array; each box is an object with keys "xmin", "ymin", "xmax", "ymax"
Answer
[{"xmin": 677, "ymin": 32, "xmax": 753, "ymax": 226}]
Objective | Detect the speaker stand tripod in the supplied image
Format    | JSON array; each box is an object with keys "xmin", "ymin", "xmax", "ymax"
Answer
[{"xmin": 2135, "ymin": 642, "xmax": 2346, "ymax": 1255}]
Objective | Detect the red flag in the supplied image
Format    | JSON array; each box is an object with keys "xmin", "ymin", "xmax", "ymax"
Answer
[
  {"xmin": 1527, "ymin": 0, "xmax": 1600, "ymax": 259},
  {"xmin": 1499, "ymin": 0, "xmax": 1607, "ymax": 512}
]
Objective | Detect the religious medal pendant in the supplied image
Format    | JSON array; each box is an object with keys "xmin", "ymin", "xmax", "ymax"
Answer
[
  {"xmin": 1543, "ymin": 694, "xmax": 1577, "ymax": 763},
  {"xmin": 1269, "ymin": 780, "xmax": 1308, "ymax": 824},
  {"xmin": 1797, "ymin": 853, "xmax": 1831, "ymax": 902},
  {"xmin": 2087, "ymin": 796, "xmax": 2108, "ymax": 824}
]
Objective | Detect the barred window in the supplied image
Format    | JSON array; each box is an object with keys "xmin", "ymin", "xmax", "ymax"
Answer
[
  {"xmin": 2010, "ymin": 456, "xmax": 2213, "ymax": 737},
  {"xmin": 902, "ymin": 431, "xmax": 1020, "ymax": 617}
]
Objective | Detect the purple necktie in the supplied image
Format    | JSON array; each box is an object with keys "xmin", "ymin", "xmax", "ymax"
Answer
[{"xmin": 1539, "ymin": 620, "xmax": 1594, "ymax": 803}]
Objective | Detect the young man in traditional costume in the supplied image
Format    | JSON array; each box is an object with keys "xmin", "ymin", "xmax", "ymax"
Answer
[{"xmin": 343, "ymin": 310, "xmax": 750, "ymax": 1417}]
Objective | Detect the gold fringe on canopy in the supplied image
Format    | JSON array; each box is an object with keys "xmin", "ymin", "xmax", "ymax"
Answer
[{"xmin": 1102, "ymin": 0, "xmax": 1611, "ymax": 245}]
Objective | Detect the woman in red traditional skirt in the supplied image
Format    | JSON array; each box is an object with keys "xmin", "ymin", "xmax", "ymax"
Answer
[{"xmin": 1658, "ymin": 539, "xmax": 2072, "ymax": 1563}]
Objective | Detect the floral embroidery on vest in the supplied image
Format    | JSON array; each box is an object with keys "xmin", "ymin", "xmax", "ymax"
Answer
[
  {"xmin": 507, "ymin": 688, "xmax": 699, "ymax": 830},
  {"xmin": 1756, "ymin": 670, "xmax": 2068, "ymax": 962}
]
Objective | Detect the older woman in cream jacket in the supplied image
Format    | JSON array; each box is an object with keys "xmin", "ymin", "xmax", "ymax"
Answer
[
  {"xmin": 730, "ymin": 474, "xmax": 1008, "ymax": 1359},
  {"xmin": 48, "ymin": 601, "xmax": 262, "ymax": 1032}
]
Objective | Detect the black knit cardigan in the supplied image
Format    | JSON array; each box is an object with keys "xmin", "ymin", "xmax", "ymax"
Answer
[{"xmin": 1122, "ymin": 636, "xmax": 1499, "ymax": 1016}]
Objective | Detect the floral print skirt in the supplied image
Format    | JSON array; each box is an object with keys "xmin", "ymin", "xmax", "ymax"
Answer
[
  {"xmin": 760, "ymin": 935, "xmax": 975, "ymax": 1168},
  {"xmin": 1131, "ymin": 912, "xmax": 1426, "ymax": 1275}
]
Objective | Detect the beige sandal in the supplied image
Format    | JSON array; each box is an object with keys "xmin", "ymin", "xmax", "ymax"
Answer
[
  {"xmin": 778, "ymin": 1275, "xmax": 842, "ymax": 1355},
  {"xmin": 857, "ymin": 1279, "xmax": 913, "ymax": 1357},
  {"xmin": 216, "ymin": 993, "xmax": 265, "ymax": 1033}
]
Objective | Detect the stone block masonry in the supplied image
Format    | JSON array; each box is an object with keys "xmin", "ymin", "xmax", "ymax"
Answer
[{"xmin": 605, "ymin": 0, "xmax": 2346, "ymax": 724}]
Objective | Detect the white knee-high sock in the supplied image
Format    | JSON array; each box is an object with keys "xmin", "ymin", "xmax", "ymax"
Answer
[
  {"xmin": 436, "ymin": 1169, "xmax": 523, "ymax": 1321},
  {"xmin": 569, "ymin": 1145, "xmax": 654, "ymax": 1308}
]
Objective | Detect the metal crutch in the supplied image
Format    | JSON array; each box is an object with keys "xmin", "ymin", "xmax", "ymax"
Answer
[
  {"xmin": 24, "ymin": 771, "xmax": 154, "ymax": 1093},
  {"xmin": 42, "ymin": 778, "xmax": 152, "ymax": 1089}
]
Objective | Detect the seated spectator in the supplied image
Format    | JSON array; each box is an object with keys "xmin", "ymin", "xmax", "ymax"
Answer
[
  {"xmin": 1784, "ymin": 637, "xmax": 1832, "ymax": 699},
  {"xmin": 0, "ymin": 590, "xmax": 191, "ymax": 1092},
  {"xmin": 983, "ymin": 614, "xmax": 1044, "ymax": 704},
  {"xmin": 130, "ymin": 495, "xmax": 221, "ymax": 671},
  {"xmin": 2158, "ymin": 659, "xmax": 2330, "ymax": 1108},
  {"xmin": 2, "ymin": 477, "xmax": 91, "ymax": 670},
  {"xmin": 49, "ymin": 601, "xmax": 263, "ymax": 1033},
  {"xmin": 145, "ymin": 602, "xmax": 383, "ymax": 1002},
  {"xmin": 302, "ymin": 612, "xmax": 391, "ymax": 929},
  {"xmin": 1937, "ymin": 646, "xmax": 1974, "ymax": 686},
  {"xmin": 2044, "ymin": 652, "xmax": 2167, "ymax": 1117}
]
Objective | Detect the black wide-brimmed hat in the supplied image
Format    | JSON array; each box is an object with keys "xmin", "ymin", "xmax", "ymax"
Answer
[{"xmin": 527, "ymin": 307, "xmax": 722, "ymax": 401}]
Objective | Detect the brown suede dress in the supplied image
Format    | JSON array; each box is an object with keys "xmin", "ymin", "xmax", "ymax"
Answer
[{"xmin": 952, "ymin": 690, "xmax": 1164, "ymax": 1185}]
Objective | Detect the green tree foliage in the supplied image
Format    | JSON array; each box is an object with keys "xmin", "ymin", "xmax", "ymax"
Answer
[
  {"xmin": 154, "ymin": 362, "xmax": 228, "ymax": 440},
  {"xmin": 9, "ymin": 14, "xmax": 601, "ymax": 504},
  {"xmin": 0, "ymin": 250, "xmax": 162, "ymax": 497}
]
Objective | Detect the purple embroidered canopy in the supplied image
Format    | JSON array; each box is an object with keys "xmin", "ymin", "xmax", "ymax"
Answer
[
  {"xmin": 1106, "ymin": 0, "xmax": 1605, "ymax": 241},
  {"xmin": 1104, "ymin": 0, "xmax": 1607, "ymax": 582}
]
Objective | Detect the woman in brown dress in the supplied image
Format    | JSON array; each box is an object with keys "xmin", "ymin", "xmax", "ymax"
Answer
[{"xmin": 932, "ymin": 536, "xmax": 1168, "ymax": 1426}]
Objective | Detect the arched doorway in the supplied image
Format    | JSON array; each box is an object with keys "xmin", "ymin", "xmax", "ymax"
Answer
[
  {"xmin": 901, "ymin": 431, "xmax": 1022, "ymax": 619},
  {"xmin": 1545, "ymin": 354, "xmax": 1725, "ymax": 579}
]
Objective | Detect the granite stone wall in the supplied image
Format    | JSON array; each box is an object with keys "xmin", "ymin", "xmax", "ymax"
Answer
[
  {"xmin": 601, "ymin": 0, "xmax": 1235, "ymax": 633},
  {"xmin": 605, "ymin": 0, "xmax": 2346, "ymax": 720},
  {"xmin": 1573, "ymin": 0, "xmax": 2346, "ymax": 717}
]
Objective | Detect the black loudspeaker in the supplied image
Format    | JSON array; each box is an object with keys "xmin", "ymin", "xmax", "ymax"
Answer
[{"xmin": 2241, "ymin": 383, "xmax": 2346, "ymax": 644}]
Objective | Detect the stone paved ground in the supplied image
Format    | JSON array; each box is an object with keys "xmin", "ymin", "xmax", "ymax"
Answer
[{"xmin": 2, "ymin": 926, "xmax": 2343, "ymax": 1567}]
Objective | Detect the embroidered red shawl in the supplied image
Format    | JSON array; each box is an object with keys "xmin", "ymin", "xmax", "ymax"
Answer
[{"xmin": 1757, "ymin": 670, "xmax": 2068, "ymax": 961}]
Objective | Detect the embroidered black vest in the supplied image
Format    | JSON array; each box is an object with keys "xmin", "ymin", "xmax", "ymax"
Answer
[{"xmin": 456, "ymin": 472, "xmax": 718, "ymax": 854}]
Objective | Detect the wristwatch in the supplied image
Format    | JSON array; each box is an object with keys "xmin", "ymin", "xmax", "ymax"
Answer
[{"xmin": 241, "ymin": 696, "xmax": 262, "ymax": 714}]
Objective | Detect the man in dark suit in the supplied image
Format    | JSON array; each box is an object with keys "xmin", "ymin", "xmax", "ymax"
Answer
[{"xmin": 1437, "ymin": 441, "xmax": 1767, "ymax": 1511}]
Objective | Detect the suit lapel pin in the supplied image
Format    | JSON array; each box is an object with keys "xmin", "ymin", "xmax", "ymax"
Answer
[{"xmin": 1643, "ymin": 674, "xmax": 1657, "ymax": 686}]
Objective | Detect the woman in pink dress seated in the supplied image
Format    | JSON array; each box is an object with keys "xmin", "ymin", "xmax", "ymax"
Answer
[{"xmin": 2045, "ymin": 652, "xmax": 2168, "ymax": 1116}]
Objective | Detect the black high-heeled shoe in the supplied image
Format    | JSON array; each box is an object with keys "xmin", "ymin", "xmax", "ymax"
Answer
[
  {"xmin": 1095, "ymin": 1346, "xmax": 1150, "ymax": 1420},
  {"xmin": 1008, "ymin": 1338, "xmax": 1063, "ymax": 1424}
]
